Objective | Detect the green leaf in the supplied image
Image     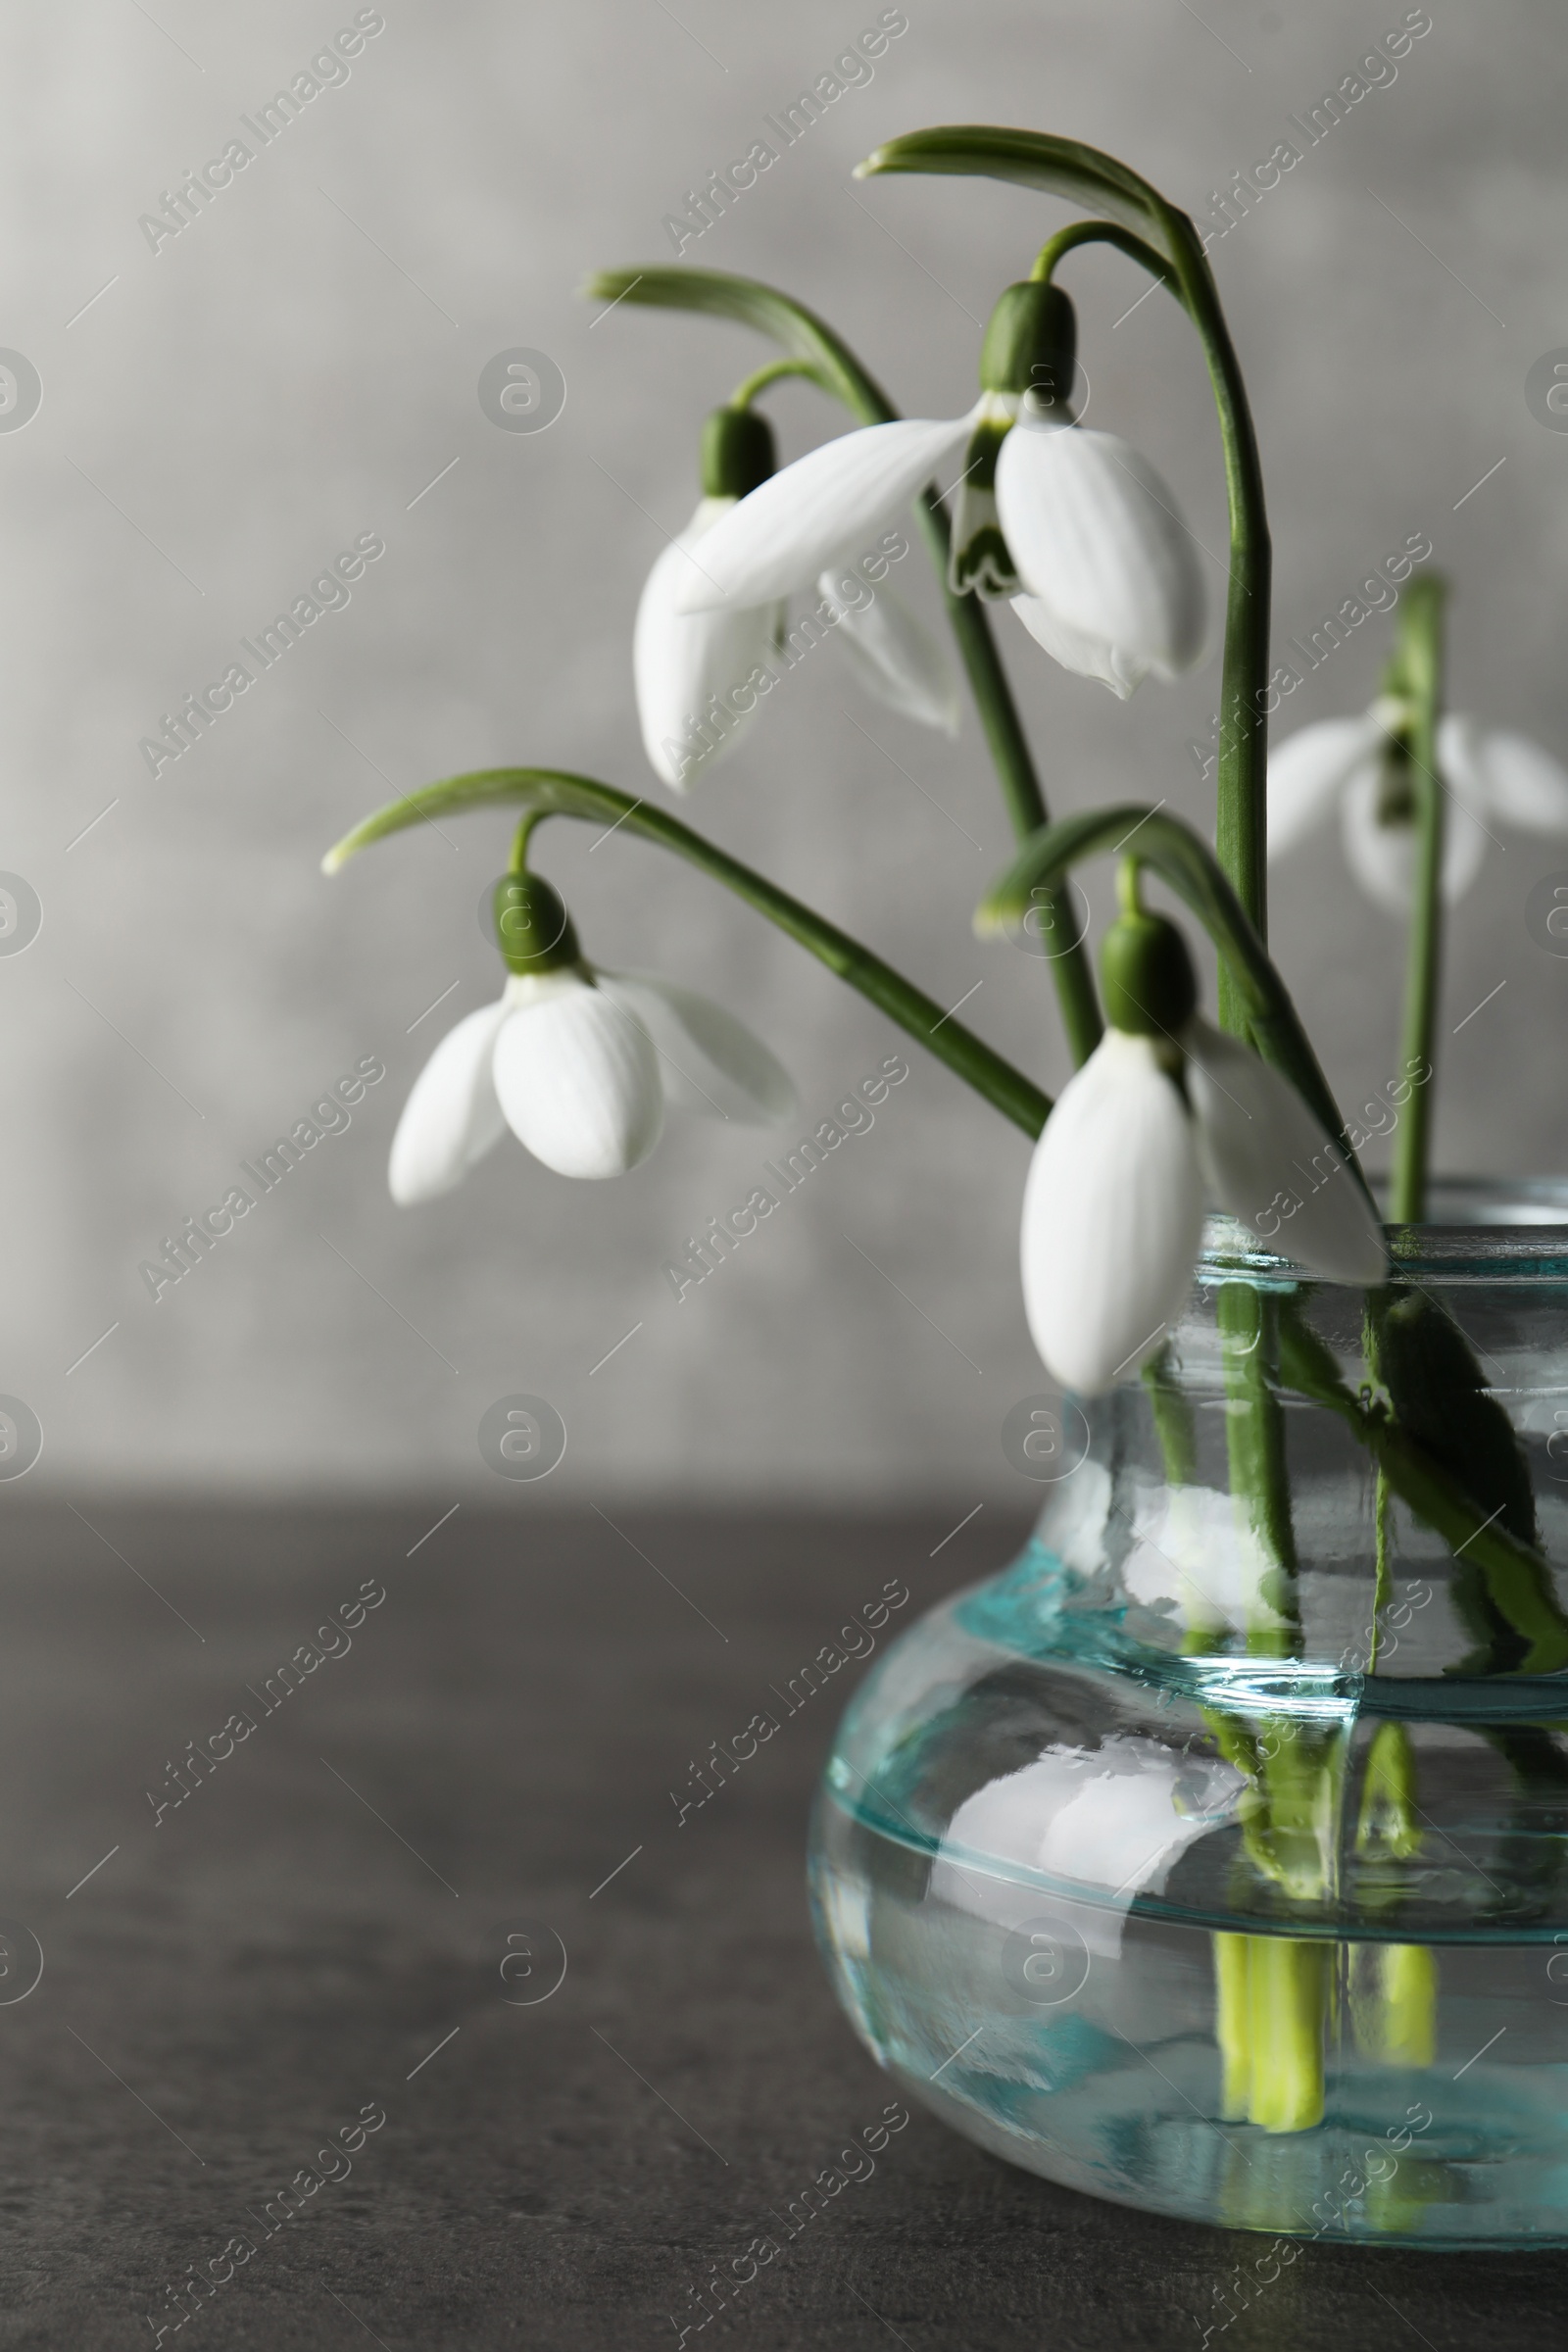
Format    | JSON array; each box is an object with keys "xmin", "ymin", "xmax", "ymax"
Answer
[
  {"xmin": 322, "ymin": 768, "xmax": 1051, "ymax": 1139},
  {"xmin": 579, "ymin": 268, "xmax": 897, "ymax": 425},
  {"xmin": 856, "ymin": 125, "xmax": 1183, "ymax": 263},
  {"xmin": 323, "ymin": 768, "xmax": 628, "ymax": 871},
  {"xmin": 1371, "ymin": 1286, "xmax": 1543, "ymax": 1674},
  {"xmin": 1277, "ymin": 1301, "xmax": 1568, "ymax": 1678},
  {"xmin": 978, "ymin": 803, "xmax": 1360, "ymax": 1188}
]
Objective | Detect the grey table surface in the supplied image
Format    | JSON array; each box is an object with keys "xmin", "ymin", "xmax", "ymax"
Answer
[{"xmin": 0, "ymin": 1499, "xmax": 1558, "ymax": 2350}]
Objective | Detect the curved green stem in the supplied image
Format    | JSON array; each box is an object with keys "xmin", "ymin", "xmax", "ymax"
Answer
[
  {"xmin": 1150, "ymin": 209, "xmax": 1273, "ymax": 1013},
  {"xmin": 324, "ymin": 768, "xmax": 1051, "ymax": 1138},
  {"xmin": 1388, "ymin": 574, "xmax": 1448, "ymax": 1223},
  {"xmin": 508, "ymin": 812, "xmax": 543, "ymax": 874},
  {"xmin": 1031, "ymin": 219, "xmax": 1180, "ymax": 297},
  {"xmin": 979, "ymin": 802, "xmax": 1372, "ymax": 1205},
  {"xmin": 729, "ymin": 356, "xmax": 823, "ymax": 409},
  {"xmin": 580, "ymin": 265, "xmax": 1102, "ymax": 1064}
]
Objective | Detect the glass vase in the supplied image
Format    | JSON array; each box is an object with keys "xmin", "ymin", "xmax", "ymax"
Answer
[{"xmin": 808, "ymin": 1183, "xmax": 1568, "ymax": 2246}]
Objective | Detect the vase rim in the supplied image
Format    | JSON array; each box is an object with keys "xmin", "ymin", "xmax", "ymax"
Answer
[{"xmin": 1199, "ymin": 1175, "xmax": 1568, "ymax": 1287}]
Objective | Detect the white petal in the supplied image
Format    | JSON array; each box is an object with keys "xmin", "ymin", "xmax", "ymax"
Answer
[
  {"xmin": 995, "ymin": 417, "xmax": 1205, "ymax": 681},
  {"xmin": 1340, "ymin": 760, "xmax": 1489, "ymax": 911},
  {"xmin": 387, "ymin": 998, "xmax": 509, "ymax": 1205},
  {"xmin": 1019, "ymin": 1029, "xmax": 1204, "ymax": 1396},
  {"xmin": 1267, "ymin": 713, "xmax": 1386, "ymax": 859},
  {"xmin": 1185, "ymin": 1018, "xmax": 1387, "ymax": 1286},
  {"xmin": 596, "ymin": 972, "xmax": 796, "ymax": 1126},
  {"xmin": 633, "ymin": 498, "xmax": 781, "ymax": 790},
  {"xmin": 1445, "ymin": 716, "xmax": 1568, "ymax": 835},
  {"xmin": 673, "ymin": 413, "xmax": 973, "ymax": 613},
  {"xmin": 492, "ymin": 973, "xmax": 662, "ymax": 1178},
  {"xmin": 1008, "ymin": 592, "xmax": 1144, "ymax": 698},
  {"xmin": 818, "ymin": 568, "xmax": 959, "ymax": 733}
]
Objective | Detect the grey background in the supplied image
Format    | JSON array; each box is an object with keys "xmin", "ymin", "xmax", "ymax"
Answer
[{"xmin": 4, "ymin": 0, "xmax": 1563, "ymax": 1502}]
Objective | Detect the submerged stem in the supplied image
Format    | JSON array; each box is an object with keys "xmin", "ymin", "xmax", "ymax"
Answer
[
  {"xmin": 1388, "ymin": 575, "xmax": 1448, "ymax": 1223},
  {"xmin": 1246, "ymin": 1937, "xmax": 1329, "ymax": 2132}
]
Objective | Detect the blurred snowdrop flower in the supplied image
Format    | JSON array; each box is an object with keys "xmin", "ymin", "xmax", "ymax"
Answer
[
  {"xmin": 389, "ymin": 873, "xmax": 793, "ymax": 1197},
  {"xmin": 1019, "ymin": 902, "xmax": 1385, "ymax": 1396},
  {"xmin": 634, "ymin": 405, "xmax": 956, "ymax": 787},
  {"xmin": 1269, "ymin": 698, "xmax": 1568, "ymax": 913}
]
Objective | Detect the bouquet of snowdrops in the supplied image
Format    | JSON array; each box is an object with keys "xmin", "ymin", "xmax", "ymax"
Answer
[{"xmin": 323, "ymin": 124, "xmax": 1568, "ymax": 2135}]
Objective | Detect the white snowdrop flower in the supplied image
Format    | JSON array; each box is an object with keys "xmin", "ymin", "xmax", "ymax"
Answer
[
  {"xmin": 998, "ymin": 401, "xmax": 1206, "ymax": 698},
  {"xmin": 671, "ymin": 408, "xmax": 976, "ymax": 616},
  {"xmin": 1269, "ymin": 700, "xmax": 1568, "ymax": 913},
  {"xmin": 388, "ymin": 874, "xmax": 793, "ymax": 1199},
  {"xmin": 634, "ymin": 494, "xmax": 782, "ymax": 790},
  {"xmin": 1018, "ymin": 902, "xmax": 1386, "ymax": 1396},
  {"xmin": 675, "ymin": 280, "xmax": 1204, "ymax": 698},
  {"xmin": 1021, "ymin": 1025, "xmax": 1204, "ymax": 1396},
  {"xmin": 635, "ymin": 405, "xmax": 957, "ymax": 787}
]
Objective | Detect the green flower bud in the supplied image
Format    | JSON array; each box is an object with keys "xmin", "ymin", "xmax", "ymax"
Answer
[
  {"xmin": 979, "ymin": 280, "xmax": 1077, "ymax": 407},
  {"xmin": 493, "ymin": 873, "xmax": 580, "ymax": 975},
  {"xmin": 700, "ymin": 405, "xmax": 776, "ymax": 500},
  {"xmin": 1100, "ymin": 907, "xmax": 1197, "ymax": 1038}
]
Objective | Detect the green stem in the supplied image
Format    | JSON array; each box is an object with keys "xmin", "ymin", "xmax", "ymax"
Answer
[
  {"xmin": 508, "ymin": 812, "xmax": 542, "ymax": 874},
  {"xmin": 1388, "ymin": 575, "xmax": 1448, "ymax": 1224},
  {"xmin": 1150, "ymin": 208, "xmax": 1272, "ymax": 1028},
  {"xmin": 1352, "ymin": 1722, "xmax": 1438, "ymax": 2070},
  {"xmin": 324, "ymin": 768, "xmax": 1051, "ymax": 1137},
  {"xmin": 1222, "ymin": 1291, "xmax": 1302, "ymax": 1654},
  {"xmin": 1246, "ymin": 1938, "xmax": 1329, "ymax": 2132},
  {"xmin": 728, "ymin": 356, "xmax": 822, "ymax": 408},
  {"xmin": 1031, "ymin": 219, "xmax": 1178, "ymax": 290},
  {"xmin": 1368, "ymin": 1468, "xmax": 1393, "ymax": 1672},
  {"xmin": 911, "ymin": 488, "xmax": 1102, "ymax": 1063}
]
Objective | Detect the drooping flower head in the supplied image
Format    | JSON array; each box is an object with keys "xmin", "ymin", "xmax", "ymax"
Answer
[
  {"xmin": 673, "ymin": 276, "xmax": 1204, "ymax": 700},
  {"xmin": 634, "ymin": 401, "xmax": 956, "ymax": 793},
  {"xmin": 634, "ymin": 403, "xmax": 784, "ymax": 793},
  {"xmin": 1021, "ymin": 880, "xmax": 1386, "ymax": 1395},
  {"xmin": 389, "ymin": 862, "xmax": 794, "ymax": 1198}
]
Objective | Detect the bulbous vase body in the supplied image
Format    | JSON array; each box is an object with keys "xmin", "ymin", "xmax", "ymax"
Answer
[{"xmin": 808, "ymin": 1186, "xmax": 1568, "ymax": 2246}]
